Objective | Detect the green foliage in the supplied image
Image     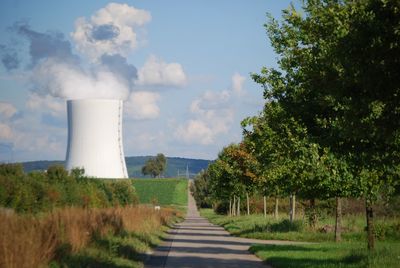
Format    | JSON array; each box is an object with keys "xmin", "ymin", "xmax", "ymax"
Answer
[
  {"xmin": 132, "ymin": 178, "xmax": 188, "ymax": 206},
  {"xmin": 141, "ymin": 153, "xmax": 167, "ymax": 178},
  {"xmin": 0, "ymin": 164, "xmax": 138, "ymax": 213},
  {"xmin": 247, "ymin": 0, "xmax": 400, "ymax": 249},
  {"xmin": 258, "ymin": 0, "xmax": 400, "ymax": 201},
  {"xmin": 372, "ymin": 222, "xmax": 400, "ymax": 241},
  {"xmin": 203, "ymin": 0, "xmax": 400, "ymax": 250},
  {"xmin": 0, "ymin": 163, "xmax": 24, "ymax": 178},
  {"xmin": 191, "ymin": 170, "xmax": 212, "ymax": 208}
]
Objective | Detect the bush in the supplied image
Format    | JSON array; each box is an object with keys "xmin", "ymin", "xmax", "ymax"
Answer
[
  {"xmin": 253, "ymin": 219, "xmax": 305, "ymax": 233},
  {"xmin": 373, "ymin": 222, "xmax": 400, "ymax": 240},
  {"xmin": 214, "ymin": 201, "xmax": 230, "ymax": 215},
  {"xmin": 0, "ymin": 164, "xmax": 138, "ymax": 213}
]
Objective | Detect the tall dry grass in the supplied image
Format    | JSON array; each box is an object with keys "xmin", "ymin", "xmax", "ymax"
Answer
[
  {"xmin": 0, "ymin": 205, "xmax": 178, "ymax": 268},
  {"xmin": 0, "ymin": 212, "xmax": 58, "ymax": 268}
]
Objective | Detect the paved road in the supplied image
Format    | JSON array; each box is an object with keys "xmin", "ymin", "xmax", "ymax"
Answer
[
  {"xmin": 145, "ymin": 187, "xmax": 274, "ymax": 268},
  {"xmin": 146, "ymin": 188, "xmax": 303, "ymax": 268}
]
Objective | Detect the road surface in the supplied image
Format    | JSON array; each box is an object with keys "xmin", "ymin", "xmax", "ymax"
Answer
[{"xmin": 145, "ymin": 187, "xmax": 304, "ymax": 268}]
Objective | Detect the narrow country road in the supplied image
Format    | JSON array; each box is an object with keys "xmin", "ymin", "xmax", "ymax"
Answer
[{"xmin": 145, "ymin": 186, "xmax": 273, "ymax": 268}]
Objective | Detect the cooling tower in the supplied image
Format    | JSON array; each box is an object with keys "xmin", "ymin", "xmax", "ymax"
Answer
[{"xmin": 65, "ymin": 99, "xmax": 128, "ymax": 178}]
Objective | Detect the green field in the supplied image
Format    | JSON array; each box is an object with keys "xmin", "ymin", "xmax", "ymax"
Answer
[{"xmin": 132, "ymin": 178, "xmax": 188, "ymax": 207}]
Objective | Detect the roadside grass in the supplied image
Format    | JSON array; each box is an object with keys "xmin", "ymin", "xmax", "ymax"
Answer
[
  {"xmin": 54, "ymin": 227, "xmax": 168, "ymax": 267},
  {"xmin": 202, "ymin": 209, "xmax": 400, "ymax": 268},
  {"xmin": 249, "ymin": 241, "xmax": 400, "ymax": 268},
  {"xmin": 0, "ymin": 206, "xmax": 183, "ymax": 268},
  {"xmin": 200, "ymin": 209, "xmax": 400, "ymax": 242},
  {"xmin": 132, "ymin": 178, "xmax": 188, "ymax": 208}
]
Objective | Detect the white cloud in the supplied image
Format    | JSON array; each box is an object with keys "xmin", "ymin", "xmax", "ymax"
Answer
[
  {"xmin": 32, "ymin": 58, "xmax": 130, "ymax": 100},
  {"xmin": 124, "ymin": 91, "xmax": 160, "ymax": 120},
  {"xmin": 175, "ymin": 120, "xmax": 214, "ymax": 145},
  {"xmin": 15, "ymin": 132, "xmax": 61, "ymax": 154},
  {"xmin": 175, "ymin": 90, "xmax": 235, "ymax": 145},
  {"xmin": 71, "ymin": 3, "xmax": 151, "ymax": 60},
  {"xmin": 190, "ymin": 90, "xmax": 230, "ymax": 113},
  {"xmin": 137, "ymin": 55, "xmax": 187, "ymax": 87},
  {"xmin": 0, "ymin": 102, "xmax": 17, "ymax": 119},
  {"xmin": 0, "ymin": 109, "xmax": 67, "ymax": 161},
  {"xmin": 26, "ymin": 93, "xmax": 65, "ymax": 116},
  {"xmin": 231, "ymin": 72, "xmax": 246, "ymax": 96},
  {"xmin": 0, "ymin": 123, "xmax": 13, "ymax": 140}
]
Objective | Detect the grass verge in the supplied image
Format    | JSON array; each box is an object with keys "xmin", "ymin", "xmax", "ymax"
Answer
[
  {"xmin": 0, "ymin": 206, "xmax": 183, "ymax": 268},
  {"xmin": 200, "ymin": 209, "xmax": 400, "ymax": 242},
  {"xmin": 250, "ymin": 241, "xmax": 400, "ymax": 268},
  {"xmin": 201, "ymin": 209, "xmax": 400, "ymax": 268}
]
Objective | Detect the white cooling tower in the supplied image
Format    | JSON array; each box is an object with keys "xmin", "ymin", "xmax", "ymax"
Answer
[{"xmin": 65, "ymin": 99, "xmax": 128, "ymax": 178}]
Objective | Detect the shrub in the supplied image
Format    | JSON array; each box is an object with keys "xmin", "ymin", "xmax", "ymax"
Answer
[
  {"xmin": 253, "ymin": 219, "xmax": 305, "ymax": 233},
  {"xmin": 0, "ymin": 164, "xmax": 138, "ymax": 213},
  {"xmin": 373, "ymin": 222, "xmax": 400, "ymax": 240}
]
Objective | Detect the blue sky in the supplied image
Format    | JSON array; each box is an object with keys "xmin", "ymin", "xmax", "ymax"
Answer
[{"xmin": 0, "ymin": 0, "xmax": 295, "ymax": 161}]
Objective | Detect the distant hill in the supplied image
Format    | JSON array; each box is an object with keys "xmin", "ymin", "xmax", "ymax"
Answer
[
  {"xmin": 20, "ymin": 156, "xmax": 212, "ymax": 178},
  {"xmin": 22, "ymin": 160, "xmax": 64, "ymax": 172}
]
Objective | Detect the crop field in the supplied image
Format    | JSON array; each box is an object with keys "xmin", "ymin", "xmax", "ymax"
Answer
[{"xmin": 132, "ymin": 178, "xmax": 188, "ymax": 207}]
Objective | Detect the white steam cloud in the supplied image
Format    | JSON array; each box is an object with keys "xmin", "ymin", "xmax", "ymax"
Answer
[
  {"xmin": 71, "ymin": 3, "xmax": 151, "ymax": 61},
  {"xmin": 2, "ymin": 2, "xmax": 187, "ymax": 122},
  {"xmin": 32, "ymin": 58, "xmax": 130, "ymax": 100},
  {"xmin": 26, "ymin": 2, "xmax": 150, "ymax": 101}
]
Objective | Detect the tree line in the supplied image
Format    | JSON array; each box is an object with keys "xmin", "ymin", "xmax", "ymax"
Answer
[{"xmin": 193, "ymin": 0, "xmax": 400, "ymax": 250}]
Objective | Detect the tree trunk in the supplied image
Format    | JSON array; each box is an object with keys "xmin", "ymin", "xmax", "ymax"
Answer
[
  {"xmin": 274, "ymin": 196, "xmax": 279, "ymax": 219},
  {"xmin": 335, "ymin": 197, "xmax": 342, "ymax": 242},
  {"xmin": 309, "ymin": 198, "xmax": 317, "ymax": 229},
  {"xmin": 366, "ymin": 199, "xmax": 375, "ymax": 250},
  {"xmin": 263, "ymin": 196, "xmax": 267, "ymax": 218},
  {"xmin": 229, "ymin": 198, "xmax": 232, "ymax": 216},
  {"xmin": 246, "ymin": 192, "xmax": 250, "ymax": 215},
  {"xmin": 237, "ymin": 196, "xmax": 241, "ymax": 216},
  {"xmin": 232, "ymin": 196, "xmax": 236, "ymax": 216},
  {"xmin": 292, "ymin": 194, "xmax": 296, "ymax": 220},
  {"xmin": 290, "ymin": 194, "xmax": 296, "ymax": 222}
]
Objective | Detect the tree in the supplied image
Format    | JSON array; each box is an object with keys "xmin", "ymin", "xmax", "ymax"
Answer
[
  {"xmin": 242, "ymin": 102, "xmax": 346, "ymax": 226},
  {"xmin": 253, "ymin": 0, "xmax": 400, "ymax": 249},
  {"xmin": 225, "ymin": 142, "xmax": 258, "ymax": 215},
  {"xmin": 191, "ymin": 170, "xmax": 212, "ymax": 208},
  {"xmin": 208, "ymin": 145, "xmax": 247, "ymax": 216},
  {"xmin": 141, "ymin": 153, "xmax": 167, "ymax": 178}
]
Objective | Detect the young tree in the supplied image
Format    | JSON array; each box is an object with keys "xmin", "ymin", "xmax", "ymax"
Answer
[
  {"xmin": 141, "ymin": 153, "xmax": 167, "ymax": 178},
  {"xmin": 191, "ymin": 170, "xmax": 212, "ymax": 208},
  {"xmin": 224, "ymin": 143, "xmax": 258, "ymax": 215},
  {"xmin": 242, "ymin": 101, "xmax": 344, "ymax": 227},
  {"xmin": 208, "ymin": 145, "xmax": 249, "ymax": 216}
]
